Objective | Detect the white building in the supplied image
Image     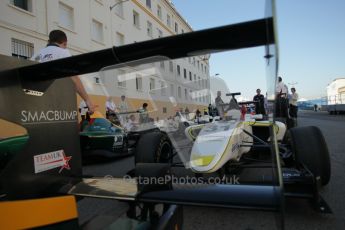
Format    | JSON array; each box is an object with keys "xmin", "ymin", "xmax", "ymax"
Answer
[
  {"xmin": 0, "ymin": 0, "xmax": 210, "ymax": 119},
  {"xmin": 326, "ymin": 78, "xmax": 345, "ymax": 105}
]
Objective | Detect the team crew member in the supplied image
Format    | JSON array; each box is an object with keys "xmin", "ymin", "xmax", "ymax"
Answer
[
  {"xmin": 275, "ymin": 76, "xmax": 289, "ymax": 118},
  {"xmin": 118, "ymin": 95, "xmax": 129, "ymax": 124},
  {"xmin": 31, "ymin": 30, "xmax": 95, "ymax": 114},
  {"xmin": 253, "ymin": 88, "xmax": 266, "ymax": 115},
  {"xmin": 215, "ymin": 91, "xmax": 225, "ymax": 118},
  {"xmin": 289, "ymin": 87, "xmax": 299, "ymax": 119},
  {"xmin": 118, "ymin": 95, "xmax": 129, "ymax": 113},
  {"xmin": 139, "ymin": 103, "xmax": 149, "ymax": 123},
  {"xmin": 78, "ymin": 100, "xmax": 89, "ymax": 121},
  {"xmin": 276, "ymin": 76, "xmax": 288, "ymax": 97},
  {"xmin": 105, "ymin": 96, "xmax": 117, "ymax": 119}
]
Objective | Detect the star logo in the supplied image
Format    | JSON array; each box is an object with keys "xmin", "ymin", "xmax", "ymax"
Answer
[{"xmin": 59, "ymin": 152, "xmax": 72, "ymax": 173}]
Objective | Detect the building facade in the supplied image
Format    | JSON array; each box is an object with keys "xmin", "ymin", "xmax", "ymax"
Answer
[
  {"xmin": 0, "ymin": 0, "xmax": 211, "ymax": 121},
  {"xmin": 326, "ymin": 78, "xmax": 345, "ymax": 105}
]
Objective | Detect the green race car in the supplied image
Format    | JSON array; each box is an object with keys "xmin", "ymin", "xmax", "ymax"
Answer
[
  {"xmin": 0, "ymin": 135, "xmax": 29, "ymax": 172},
  {"xmin": 80, "ymin": 117, "xmax": 130, "ymax": 160}
]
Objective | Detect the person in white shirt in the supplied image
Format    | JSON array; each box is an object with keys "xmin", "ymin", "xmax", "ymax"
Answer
[
  {"xmin": 275, "ymin": 76, "xmax": 289, "ymax": 118},
  {"xmin": 31, "ymin": 30, "xmax": 95, "ymax": 114},
  {"xmin": 276, "ymin": 77, "xmax": 288, "ymax": 98},
  {"xmin": 118, "ymin": 95, "xmax": 129, "ymax": 125},
  {"xmin": 78, "ymin": 100, "xmax": 88, "ymax": 121},
  {"xmin": 124, "ymin": 114, "xmax": 138, "ymax": 131},
  {"xmin": 289, "ymin": 87, "xmax": 299, "ymax": 119},
  {"xmin": 105, "ymin": 96, "xmax": 117, "ymax": 119},
  {"xmin": 118, "ymin": 95, "xmax": 129, "ymax": 112}
]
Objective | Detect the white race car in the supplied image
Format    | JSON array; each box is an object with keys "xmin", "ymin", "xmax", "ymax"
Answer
[{"xmin": 186, "ymin": 119, "xmax": 286, "ymax": 173}]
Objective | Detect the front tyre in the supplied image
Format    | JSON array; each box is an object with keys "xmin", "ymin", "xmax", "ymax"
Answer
[
  {"xmin": 135, "ymin": 132, "xmax": 173, "ymax": 164},
  {"xmin": 289, "ymin": 126, "xmax": 331, "ymax": 186}
]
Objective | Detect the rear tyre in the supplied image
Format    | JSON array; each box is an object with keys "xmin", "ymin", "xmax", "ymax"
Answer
[
  {"xmin": 289, "ymin": 126, "xmax": 331, "ymax": 185},
  {"xmin": 135, "ymin": 131, "xmax": 173, "ymax": 164}
]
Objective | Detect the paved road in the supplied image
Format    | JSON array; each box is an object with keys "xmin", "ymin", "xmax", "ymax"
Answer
[{"xmin": 78, "ymin": 110, "xmax": 345, "ymax": 229}]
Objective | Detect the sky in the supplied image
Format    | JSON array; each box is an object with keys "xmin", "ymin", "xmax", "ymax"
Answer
[{"xmin": 171, "ymin": 0, "xmax": 345, "ymax": 100}]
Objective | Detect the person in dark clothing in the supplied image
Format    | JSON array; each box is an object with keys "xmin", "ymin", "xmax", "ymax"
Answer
[
  {"xmin": 253, "ymin": 88, "xmax": 266, "ymax": 115},
  {"xmin": 195, "ymin": 109, "xmax": 201, "ymax": 123},
  {"xmin": 314, "ymin": 104, "xmax": 318, "ymax": 112},
  {"xmin": 208, "ymin": 104, "xmax": 213, "ymax": 116},
  {"xmin": 139, "ymin": 103, "xmax": 149, "ymax": 123}
]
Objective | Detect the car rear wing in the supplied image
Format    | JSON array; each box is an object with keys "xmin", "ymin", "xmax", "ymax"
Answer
[{"xmin": 67, "ymin": 176, "xmax": 281, "ymax": 211}]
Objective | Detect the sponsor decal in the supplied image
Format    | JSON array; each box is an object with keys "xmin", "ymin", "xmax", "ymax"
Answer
[
  {"xmin": 21, "ymin": 110, "xmax": 78, "ymax": 124},
  {"xmin": 34, "ymin": 150, "xmax": 72, "ymax": 173}
]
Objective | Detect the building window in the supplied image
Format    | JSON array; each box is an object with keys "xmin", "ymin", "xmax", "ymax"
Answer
[
  {"xmin": 91, "ymin": 19, "xmax": 104, "ymax": 43},
  {"xmin": 197, "ymin": 60, "xmax": 200, "ymax": 69},
  {"xmin": 136, "ymin": 75, "xmax": 142, "ymax": 91},
  {"xmin": 169, "ymin": 61, "xmax": 173, "ymax": 72},
  {"xmin": 167, "ymin": 15, "xmax": 171, "ymax": 27},
  {"xmin": 10, "ymin": 0, "xmax": 32, "ymax": 11},
  {"xmin": 184, "ymin": 88, "xmax": 188, "ymax": 100},
  {"xmin": 59, "ymin": 2, "xmax": 74, "ymax": 30},
  {"xmin": 174, "ymin": 22, "xmax": 178, "ymax": 33},
  {"xmin": 157, "ymin": 5, "xmax": 162, "ymax": 19},
  {"xmin": 183, "ymin": 68, "xmax": 187, "ymax": 79},
  {"xmin": 205, "ymin": 66, "xmax": 207, "ymax": 73},
  {"xmin": 178, "ymin": 86, "xmax": 181, "ymax": 98},
  {"xmin": 160, "ymin": 61, "xmax": 165, "ymax": 69},
  {"xmin": 198, "ymin": 77, "xmax": 201, "ymax": 86},
  {"xmin": 115, "ymin": 32, "xmax": 125, "ymax": 46},
  {"xmin": 163, "ymin": 107, "xmax": 167, "ymax": 113},
  {"xmin": 193, "ymin": 57, "xmax": 195, "ymax": 66},
  {"xmin": 189, "ymin": 90, "xmax": 192, "ymax": 100},
  {"xmin": 194, "ymin": 74, "xmax": 196, "ymax": 82},
  {"xmin": 157, "ymin": 29, "xmax": 163, "ymax": 38},
  {"xmin": 94, "ymin": 77, "xmax": 100, "ymax": 84},
  {"xmin": 112, "ymin": 0, "xmax": 124, "ymax": 17},
  {"xmin": 149, "ymin": 78, "xmax": 155, "ymax": 91},
  {"xmin": 11, "ymin": 38, "xmax": 34, "ymax": 59},
  {"xmin": 201, "ymin": 63, "xmax": 204, "ymax": 72},
  {"xmin": 161, "ymin": 81, "xmax": 166, "ymax": 96},
  {"xmin": 146, "ymin": 0, "xmax": 151, "ymax": 9},
  {"xmin": 117, "ymin": 69, "xmax": 126, "ymax": 88},
  {"xmin": 170, "ymin": 84, "xmax": 174, "ymax": 96},
  {"xmin": 133, "ymin": 10, "xmax": 140, "ymax": 28},
  {"xmin": 147, "ymin": 21, "xmax": 152, "ymax": 37},
  {"xmin": 177, "ymin": 65, "xmax": 181, "ymax": 76},
  {"xmin": 189, "ymin": 71, "xmax": 192, "ymax": 81}
]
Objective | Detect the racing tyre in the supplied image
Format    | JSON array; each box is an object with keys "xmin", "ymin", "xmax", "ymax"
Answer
[
  {"xmin": 289, "ymin": 126, "xmax": 331, "ymax": 186},
  {"xmin": 135, "ymin": 132, "xmax": 173, "ymax": 164}
]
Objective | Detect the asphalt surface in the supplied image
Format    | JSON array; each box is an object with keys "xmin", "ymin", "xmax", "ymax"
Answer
[{"xmin": 78, "ymin": 110, "xmax": 345, "ymax": 229}]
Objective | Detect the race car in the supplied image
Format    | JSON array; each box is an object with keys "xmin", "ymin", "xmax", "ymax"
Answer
[
  {"xmin": 136, "ymin": 89, "xmax": 331, "ymax": 183},
  {"xmin": 184, "ymin": 96, "xmax": 287, "ymax": 173},
  {"xmin": 0, "ymin": 135, "xmax": 29, "ymax": 173},
  {"xmin": 134, "ymin": 93, "xmax": 331, "ymax": 214},
  {"xmin": 79, "ymin": 112, "xmax": 130, "ymax": 160}
]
